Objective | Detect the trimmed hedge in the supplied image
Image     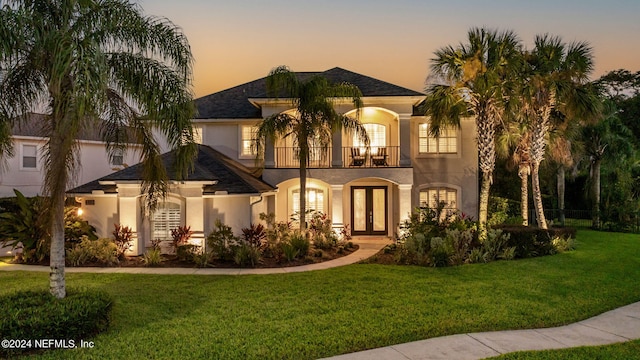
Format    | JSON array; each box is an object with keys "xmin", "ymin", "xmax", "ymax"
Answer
[
  {"xmin": 492, "ymin": 225, "xmax": 577, "ymax": 258},
  {"xmin": 0, "ymin": 290, "xmax": 113, "ymax": 356}
]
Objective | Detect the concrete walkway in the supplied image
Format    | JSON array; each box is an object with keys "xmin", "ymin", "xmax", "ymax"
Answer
[
  {"xmin": 0, "ymin": 237, "xmax": 391, "ymax": 275},
  {"xmin": 321, "ymin": 301, "xmax": 640, "ymax": 360}
]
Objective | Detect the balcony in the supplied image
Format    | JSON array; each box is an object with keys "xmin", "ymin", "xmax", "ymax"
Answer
[{"xmin": 274, "ymin": 146, "xmax": 400, "ymax": 168}]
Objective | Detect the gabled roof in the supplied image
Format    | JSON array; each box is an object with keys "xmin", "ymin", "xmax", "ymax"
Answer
[
  {"xmin": 68, "ymin": 145, "xmax": 275, "ymax": 195},
  {"xmin": 11, "ymin": 113, "xmax": 142, "ymax": 144},
  {"xmin": 194, "ymin": 67, "xmax": 425, "ymax": 119}
]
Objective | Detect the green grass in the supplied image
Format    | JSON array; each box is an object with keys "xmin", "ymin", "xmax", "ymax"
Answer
[
  {"xmin": 489, "ymin": 339, "xmax": 640, "ymax": 359},
  {"xmin": 1, "ymin": 229, "xmax": 638, "ymax": 359}
]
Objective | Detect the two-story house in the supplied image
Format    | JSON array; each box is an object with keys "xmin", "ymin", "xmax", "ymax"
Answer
[
  {"xmin": 0, "ymin": 113, "xmax": 142, "ymax": 256},
  {"xmin": 69, "ymin": 68, "xmax": 478, "ymax": 255}
]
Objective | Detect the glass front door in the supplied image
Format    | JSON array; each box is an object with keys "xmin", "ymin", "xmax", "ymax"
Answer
[{"xmin": 351, "ymin": 186, "xmax": 387, "ymax": 235}]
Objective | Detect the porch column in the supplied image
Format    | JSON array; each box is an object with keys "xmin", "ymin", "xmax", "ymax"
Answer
[
  {"xmin": 332, "ymin": 131, "xmax": 343, "ymax": 167},
  {"xmin": 186, "ymin": 197, "xmax": 205, "ymax": 248},
  {"xmin": 119, "ymin": 197, "xmax": 142, "ymax": 255},
  {"xmin": 398, "ymin": 184, "xmax": 413, "ymax": 225},
  {"xmin": 264, "ymin": 137, "xmax": 275, "ymax": 168},
  {"xmin": 331, "ymin": 184, "xmax": 344, "ymax": 230},
  {"xmin": 399, "ymin": 113, "xmax": 412, "ymax": 167}
]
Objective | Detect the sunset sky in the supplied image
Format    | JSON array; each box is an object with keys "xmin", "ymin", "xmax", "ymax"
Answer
[{"xmin": 140, "ymin": 0, "xmax": 640, "ymax": 98}]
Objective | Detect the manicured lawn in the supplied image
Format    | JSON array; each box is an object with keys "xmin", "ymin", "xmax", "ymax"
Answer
[
  {"xmin": 489, "ymin": 339, "xmax": 640, "ymax": 359},
  {"xmin": 1, "ymin": 229, "xmax": 639, "ymax": 359}
]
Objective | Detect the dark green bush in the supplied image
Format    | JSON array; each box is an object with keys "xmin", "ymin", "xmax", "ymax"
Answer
[
  {"xmin": 0, "ymin": 290, "xmax": 112, "ymax": 356},
  {"xmin": 493, "ymin": 225, "xmax": 577, "ymax": 258}
]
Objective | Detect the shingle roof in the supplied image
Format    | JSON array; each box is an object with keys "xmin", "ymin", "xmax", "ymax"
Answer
[
  {"xmin": 67, "ymin": 145, "xmax": 275, "ymax": 195},
  {"xmin": 11, "ymin": 113, "xmax": 141, "ymax": 143},
  {"xmin": 194, "ymin": 67, "xmax": 425, "ymax": 119}
]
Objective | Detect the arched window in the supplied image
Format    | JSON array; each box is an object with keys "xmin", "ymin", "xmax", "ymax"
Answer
[
  {"xmin": 152, "ymin": 201, "xmax": 182, "ymax": 241},
  {"xmin": 419, "ymin": 187, "xmax": 457, "ymax": 210},
  {"xmin": 354, "ymin": 123, "xmax": 386, "ymax": 153}
]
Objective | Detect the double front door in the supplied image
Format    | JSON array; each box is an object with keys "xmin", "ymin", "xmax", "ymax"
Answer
[{"xmin": 351, "ymin": 186, "xmax": 387, "ymax": 236}]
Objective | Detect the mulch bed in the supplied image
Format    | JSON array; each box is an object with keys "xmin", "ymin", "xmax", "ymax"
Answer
[{"xmin": 13, "ymin": 245, "xmax": 359, "ymax": 269}]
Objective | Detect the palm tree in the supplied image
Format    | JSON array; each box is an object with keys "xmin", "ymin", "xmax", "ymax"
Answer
[
  {"xmin": 520, "ymin": 35, "xmax": 598, "ymax": 229},
  {"xmin": 0, "ymin": 0, "xmax": 196, "ymax": 298},
  {"xmin": 580, "ymin": 99, "xmax": 634, "ymax": 229},
  {"xmin": 496, "ymin": 120, "xmax": 531, "ymax": 225},
  {"xmin": 424, "ymin": 27, "xmax": 521, "ymax": 232},
  {"xmin": 256, "ymin": 66, "xmax": 368, "ymax": 230}
]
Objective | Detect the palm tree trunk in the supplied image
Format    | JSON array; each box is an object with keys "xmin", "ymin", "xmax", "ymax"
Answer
[
  {"xmin": 299, "ymin": 133, "xmax": 308, "ymax": 230},
  {"xmin": 531, "ymin": 161, "xmax": 548, "ymax": 229},
  {"xmin": 591, "ymin": 159, "xmax": 602, "ymax": 229},
  {"xmin": 50, "ymin": 190, "xmax": 66, "ymax": 299},
  {"xmin": 518, "ymin": 164, "xmax": 529, "ymax": 226},
  {"xmin": 557, "ymin": 166, "xmax": 565, "ymax": 226},
  {"xmin": 478, "ymin": 171, "xmax": 491, "ymax": 238}
]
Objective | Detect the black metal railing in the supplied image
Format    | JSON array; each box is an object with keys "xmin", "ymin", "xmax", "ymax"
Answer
[{"xmin": 274, "ymin": 146, "xmax": 400, "ymax": 168}]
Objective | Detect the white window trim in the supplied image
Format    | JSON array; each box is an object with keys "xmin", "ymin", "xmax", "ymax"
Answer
[
  {"xmin": 238, "ymin": 124, "xmax": 258, "ymax": 159},
  {"xmin": 20, "ymin": 143, "xmax": 40, "ymax": 171},
  {"xmin": 289, "ymin": 186, "xmax": 328, "ymax": 226},
  {"xmin": 418, "ymin": 184, "xmax": 462, "ymax": 211},
  {"xmin": 151, "ymin": 196, "xmax": 184, "ymax": 242},
  {"xmin": 416, "ymin": 123, "xmax": 461, "ymax": 158}
]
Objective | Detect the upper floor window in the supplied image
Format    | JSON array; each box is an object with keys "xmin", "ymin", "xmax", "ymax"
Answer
[
  {"xmin": 111, "ymin": 148, "xmax": 124, "ymax": 166},
  {"xmin": 240, "ymin": 125, "xmax": 258, "ymax": 157},
  {"xmin": 22, "ymin": 144, "xmax": 37, "ymax": 169},
  {"xmin": 419, "ymin": 124, "xmax": 457, "ymax": 154},
  {"xmin": 354, "ymin": 123, "xmax": 386, "ymax": 149}
]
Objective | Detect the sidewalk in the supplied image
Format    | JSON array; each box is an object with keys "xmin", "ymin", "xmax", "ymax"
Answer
[
  {"xmin": 321, "ymin": 301, "xmax": 640, "ymax": 360},
  {"xmin": 0, "ymin": 237, "xmax": 391, "ymax": 275}
]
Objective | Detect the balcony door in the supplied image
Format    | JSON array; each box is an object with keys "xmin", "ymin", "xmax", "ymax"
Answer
[{"xmin": 351, "ymin": 186, "xmax": 387, "ymax": 236}]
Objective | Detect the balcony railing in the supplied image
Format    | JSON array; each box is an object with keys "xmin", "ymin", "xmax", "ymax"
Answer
[
  {"xmin": 274, "ymin": 146, "xmax": 400, "ymax": 168},
  {"xmin": 275, "ymin": 147, "xmax": 331, "ymax": 168}
]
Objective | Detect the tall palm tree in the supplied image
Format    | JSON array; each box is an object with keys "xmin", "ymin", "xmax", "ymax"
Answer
[
  {"xmin": 496, "ymin": 119, "xmax": 531, "ymax": 225},
  {"xmin": 256, "ymin": 66, "xmax": 368, "ymax": 230},
  {"xmin": 521, "ymin": 35, "xmax": 598, "ymax": 229},
  {"xmin": 0, "ymin": 0, "xmax": 196, "ymax": 298},
  {"xmin": 424, "ymin": 27, "xmax": 521, "ymax": 233},
  {"xmin": 580, "ymin": 99, "xmax": 634, "ymax": 229}
]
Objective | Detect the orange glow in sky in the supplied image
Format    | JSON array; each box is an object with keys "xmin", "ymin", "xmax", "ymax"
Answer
[{"xmin": 141, "ymin": 0, "xmax": 640, "ymax": 98}]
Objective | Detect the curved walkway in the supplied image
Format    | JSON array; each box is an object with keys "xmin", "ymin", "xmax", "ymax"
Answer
[
  {"xmin": 0, "ymin": 237, "xmax": 391, "ymax": 275},
  {"xmin": 321, "ymin": 301, "xmax": 640, "ymax": 360}
]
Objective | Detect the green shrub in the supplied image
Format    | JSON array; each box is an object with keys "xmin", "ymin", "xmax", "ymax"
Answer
[
  {"xmin": 468, "ymin": 248, "xmax": 485, "ymax": 263},
  {"xmin": 66, "ymin": 237, "xmax": 118, "ymax": 266},
  {"xmin": 143, "ymin": 248, "xmax": 163, "ymax": 266},
  {"xmin": 494, "ymin": 225, "xmax": 576, "ymax": 258},
  {"xmin": 481, "ymin": 229, "xmax": 510, "ymax": 262},
  {"xmin": 552, "ymin": 236, "xmax": 576, "ymax": 252},
  {"xmin": 0, "ymin": 190, "xmax": 50, "ymax": 262},
  {"xmin": 176, "ymin": 244, "xmax": 200, "ymax": 262},
  {"xmin": 280, "ymin": 241, "xmax": 299, "ymax": 262},
  {"xmin": 206, "ymin": 219, "xmax": 238, "ymax": 261},
  {"xmin": 233, "ymin": 242, "xmax": 261, "ymax": 267},
  {"xmin": 429, "ymin": 237, "xmax": 452, "ymax": 267},
  {"xmin": 0, "ymin": 290, "xmax": 112, "ymax": 356},
  {"xmin": 308, "ymin": 212, "xmax": 339, "ymax": 250},
  {"xmin": 446, "ymin": 229, "xmax": 475, "ymax": 265},
  {"xmin": 64, "ymin": 206, "xmax": 98, "ymax": 245},
  {"xmin": 289, "ymin": 231, "xmax": 310, "ymax": 256}
]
